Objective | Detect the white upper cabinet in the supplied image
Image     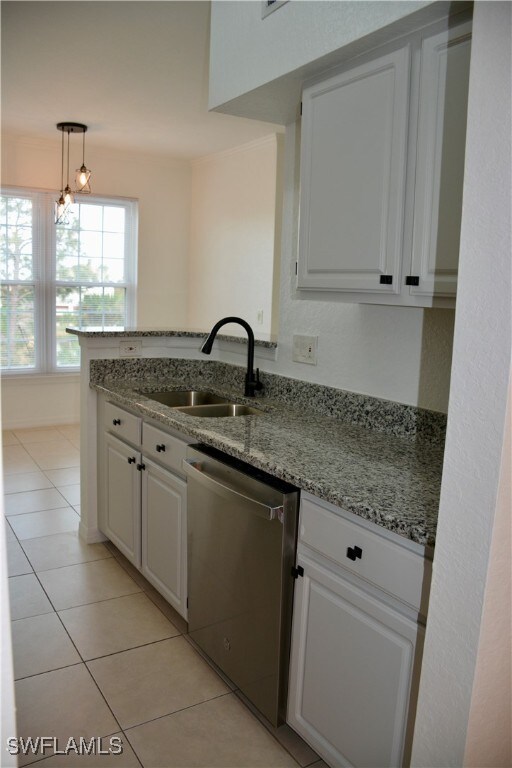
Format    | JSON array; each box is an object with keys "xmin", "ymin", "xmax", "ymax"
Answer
[
  {"xmin": 297, "ymin": 20, "xmax": 471, "ymax": 307},
  {"xmin": 410, "ymin": 21, "xmax": 472, "ymax": 299},
  {"xmin": 298, "ymin": 47, "xmax": 410, "ymax": 295}
]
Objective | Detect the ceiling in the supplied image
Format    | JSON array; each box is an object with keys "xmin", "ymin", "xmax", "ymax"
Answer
[{"xmin": 1, "ymin": 1, "xmax": 281, "ymax": 159}]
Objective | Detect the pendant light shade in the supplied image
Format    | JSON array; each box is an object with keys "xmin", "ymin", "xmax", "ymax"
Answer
[
  {"xmin": 55, "ymin": 193, "xmax": 68, "ymax": 225},
  {"xmin": 63, "ymin": 185, "xmax": 74, "ymax": 207},
  {"xmin": 55, "ymin": 122, "xmax": 92, "ymax": 223},
  {"xmin": 76, "ymin": 165, "xmax": 92, "ymax": 193},
  {"xmin": 76, "ymin": 129, "xmax": 92, "ymax": 193}
]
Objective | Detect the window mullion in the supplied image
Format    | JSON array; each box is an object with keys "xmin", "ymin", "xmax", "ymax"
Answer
[
  {"xmin": 125, "ymin": 200, "xmax": 137, "ymax": 326},
  {"xmin": 32, "ymin": 191, "xmax": 46, "ymax": 374},
  {"xmin": 44, "ymin": 193, "xmax": 57, "ymax": 372}
]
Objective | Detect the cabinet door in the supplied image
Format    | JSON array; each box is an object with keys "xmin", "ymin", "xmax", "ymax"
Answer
[
  {"xmin": 288, "ymin": 554, "xmax": 420, "ymax": 768},
  {"xmin": 103, "ymin": 433, "xmax": 141, "ymax": 568},
  {"xmin": 298, "ymin": 46, "xmax": 410, "ymax": 293},
  {"xmin": 409, "ymin": 22, "xmax": 471, "ymax": 297},
  {"xmin": 141, "ymin": 458, "xmax": 187, "ymax": 618}
]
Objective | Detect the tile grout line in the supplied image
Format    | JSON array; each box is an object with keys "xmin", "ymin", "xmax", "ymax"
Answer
[
  {"xmin": 83, "ymin": 633, "xmax": 184, "ymax": 665},
  {"xmin": 13, "ymin": 659, "xmax": 84, "ymax": 683},
  {"xmin": 122, "ymin": 689, "xmax": 234, "ymax": 735},
  {"xmin": 5, "ymin": 504, "xmax": 78, "ymax": 519},
  {"xmin": 66, "ymin": 632, "xmax": 181, "ymax": 665},
  {"xmin": 105, "ymin": 543, "xmax": 188, "ymax": 632},
  {"xmin": 18, "ymin": 549, "xmax": 113, "ymax": 575}
]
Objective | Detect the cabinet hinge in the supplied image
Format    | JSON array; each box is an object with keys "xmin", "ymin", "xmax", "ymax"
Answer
[
  {"xmin": 406, "ymin": 275, "xmax": 420, "ymax": 286},
  {"xmin": 379, "ymin": 275, "xmax": 393, "ymax": 285},
  {"xmin": 291, "ymin": 565, "xmax": 304, "ymax": 579},
  {"xmin": 136, "ymin": 463, "xmax": 146, "ymax": 472}
]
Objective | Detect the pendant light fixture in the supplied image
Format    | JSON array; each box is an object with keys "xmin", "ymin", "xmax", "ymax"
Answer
[
  {"xmin": 55, "ymin": 126, "xmax": 69, "ymax": 224},
  {"xmin": 55, "ymin": 122, "xmax": 92, "ymax": 224},
  {"xmin": 76, "ymin": 128, "xmax": 92, "ymax": 194}
]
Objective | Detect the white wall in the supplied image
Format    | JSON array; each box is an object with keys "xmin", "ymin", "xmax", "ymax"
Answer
[
  {"xmin": 0, "ymin": 375, "xmax": 80, "ymax": 430},
  {"xmin": 1, "ymin": 134, "xmax": 191, "ymax": 428},
  {"xmin": 209, "ymin": 0, "xmax": 433, "ymax": 109},
  {"xmin": 0, "ymin": 457, "xmax": 17, "ymax": 767},
  {"xmin": 464, "ymin": 381, "xmax": 511, "ymax": 766},
  {"xmin": 275, "ymin": 120, "xmax": 455, "ymax": 412},
  {"xmin": 187, "ymin": 135, "xmax": 280, "ymax": 337},
  {"xmin": 411, "ymin": 3, "xmax": 512, "ymax": 763}
]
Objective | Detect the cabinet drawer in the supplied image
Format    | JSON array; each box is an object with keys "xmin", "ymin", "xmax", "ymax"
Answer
[
  {"xmin": 300, "ymin": 496, "xmax": 430, "ymax": 613},
  {"xmin": 105, "ymin": 402, "xmax": 141, "ymax": 446},
  {"xmin": 142, "ymin": 423, "xmax": 189, "ymax": 477}
]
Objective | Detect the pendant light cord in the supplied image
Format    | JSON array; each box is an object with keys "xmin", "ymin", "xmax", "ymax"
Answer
[
  {"xmin": 60, "ymin": 128, "xmax": 65, "ymax": 192},
  {"xmin": 66, "ymin": 128, "xmax": 70, "ymax": 187}
]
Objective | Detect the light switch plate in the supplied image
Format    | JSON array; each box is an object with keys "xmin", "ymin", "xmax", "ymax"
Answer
[{"xmin": 292, "ymin": 334, "xmax": 318, "ymax": 365}]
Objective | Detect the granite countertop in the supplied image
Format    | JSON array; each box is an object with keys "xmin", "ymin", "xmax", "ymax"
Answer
[
  {"xmin": 66, "ymin": 327, "xmax": 277, "ymax": 349},
  {"xmin": 93, "ymin": 374, "xmax": 444, "ymax": 549}
]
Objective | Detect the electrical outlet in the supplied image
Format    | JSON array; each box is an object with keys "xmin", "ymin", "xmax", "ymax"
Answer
[
  {"xmin": 256, "ymin": 310, "xmax": 264, "ymax": 325},
  {"xmin": 119, "ymin": 340, "xmax": 141, "ymax": 357},
  {"xmin": 292, "ymin": 334, "xmax": 318, "ymax": 365}
]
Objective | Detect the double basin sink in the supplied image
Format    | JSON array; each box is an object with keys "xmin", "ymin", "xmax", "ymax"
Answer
[{"xmin": 139, "ymin": 390, "xmax": 262, "ymax": 418}]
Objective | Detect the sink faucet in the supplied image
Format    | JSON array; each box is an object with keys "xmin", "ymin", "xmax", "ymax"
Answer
[{"xmin": 201, "ymin": 317, "xmax": 264, "ymax": 398}]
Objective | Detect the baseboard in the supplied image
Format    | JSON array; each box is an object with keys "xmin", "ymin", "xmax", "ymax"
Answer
[
  {"xmin": 1, "ymin": 416, "xmax": 80, "ymax": 430},
  {"xmin": 79, "ymin": 520, "xmax": 107, "ymax": 544}
]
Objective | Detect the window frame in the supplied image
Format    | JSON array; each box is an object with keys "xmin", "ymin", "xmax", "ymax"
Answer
[{"xmin": 1, "ymin": 186, "xmax": 138, "ymax": 376}]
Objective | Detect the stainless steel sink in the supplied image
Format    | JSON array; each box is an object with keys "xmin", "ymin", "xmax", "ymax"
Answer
[
  {"xmin": 177, "ymin": 403, "xmax": 263, "ymax": 417},
  {"xmin": 140, "ymin": 390, "xmax": 230, "ymax": 407}
]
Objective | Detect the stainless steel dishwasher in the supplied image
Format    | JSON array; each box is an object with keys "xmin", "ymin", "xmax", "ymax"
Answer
[{"xmin": 183, "ymin": 444, "xmax": 300, "ymax": 727}]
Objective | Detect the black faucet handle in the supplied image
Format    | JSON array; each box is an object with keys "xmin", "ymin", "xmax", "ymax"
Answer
[
  {"xmin": 245, "ymin": 368, "xmax": 264, "ymax": 397},
  {"xmin": 254, "ymin": 368, "xmax": 264, "ymax": 392}
]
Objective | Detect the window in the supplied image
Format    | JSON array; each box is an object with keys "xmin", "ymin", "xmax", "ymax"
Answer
[{"xmin": 0, "ymin": 188, "xmax": 137, "ymax": 373}]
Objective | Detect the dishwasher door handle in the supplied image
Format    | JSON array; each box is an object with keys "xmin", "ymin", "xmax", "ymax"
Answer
[{"xmin": 182, "ymin": 459, "xmax": 283, "ymax": 521}]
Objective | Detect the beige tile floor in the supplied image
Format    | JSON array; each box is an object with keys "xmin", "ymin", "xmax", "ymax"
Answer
[{"xmin": 3, "ymin": 425, "xmax": 325, "ymax": 768}]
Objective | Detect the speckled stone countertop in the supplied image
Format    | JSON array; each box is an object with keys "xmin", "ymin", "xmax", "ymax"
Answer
[
  {"xmin": 91, "ymin": 360, "xmax": 445, "ymax": 548},
  {"xmin": 66, "ymin": 327, "xmax": 277, "ymax": 349}
]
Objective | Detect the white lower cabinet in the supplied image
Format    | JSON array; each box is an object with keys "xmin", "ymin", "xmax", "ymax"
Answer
[
  {"xmin": 98, "ymin": 399, "xmax": 189, "ymax": 618},
  {"xmin": 288, "ymin": 494, "xmax": 429, "ymax": 767},
  {"xmin": 141, "ymin": 458, "xmax": 187, "ymax": 615},
  {"xmin": 104, "ymin": 433, "xmax": 141, "ymax": 568}
]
